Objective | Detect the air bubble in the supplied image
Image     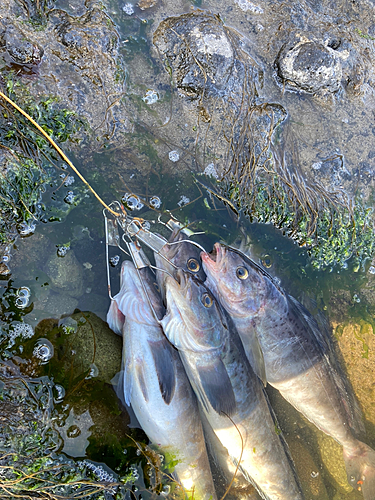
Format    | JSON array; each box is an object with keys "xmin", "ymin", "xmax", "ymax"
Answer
[
  {"xmin": 59, "ymin": 317, "xmax": 78, "ymax": 334},
  {"xmin": 64, "ymin": 191, "xmax": 75, "ymax": 204},
  {"xmin": 161, "ymin": 485, "xmax": 170, "ymax": 497},
  {"xmin": 64, "ymin": 176, "xmax": 75, "ymax": 187},
  {"xmin": 203, "ymin": 163, "xmax": 218, "ymax": 179},
  {"xmin": 33, "ymin": 338, "xmax": 54, "ymax": 363},
  {"xmin": 15, "ymin": 296, "xmax": 29, "ymax": 309},
  {"xmin": 353, "ymin": 293, "xmax": 361, "ymax": 303},
  {"xmin": 85, "ymin": 363, "xmax": 99, "ymax": 379},
  {"xmin": 17, "ymin": 286, "xmax": 30, "ymax": 298},
  {"xmin": 54, "ymin": 384, "xmax": 65, "ymax": 403},
  {"xmin": 142, "ymin": 90, "xmax": 159, "ymax": 104},
  {"xmin": 122, "ymin": 193, "xmax": 144, "ymax": 211},
  {"xmin": 177, "ymin": 195, "xmax": 190, "ymax": 207},
  {"xmin": 369, "ymin": 266, "xmax": 375, "ymax": 274},
  {"xmin": 110, "ymin": 255, "xmax": 120, "ymax": 267},
  {"xmin": 149, "ymin": 196, "xmax": 161, "ymax": 209},
  {"xmin": 19, "ymin": 221, "xmax": 36, "ymax": 236},
  {"xmin": 57, "ymin": 245, "xmax": 70, "ymax": 257},
  {"xmin": 122, "ymin": 2, "xmax": 134, "ymax": 14},
  {"xmin": 169, "ymin": 150, "xmax": 179, "ymax": 162}
]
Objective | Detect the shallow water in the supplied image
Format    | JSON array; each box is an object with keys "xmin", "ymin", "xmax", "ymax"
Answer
[{"xmin": 1, "ymin": 0, "xmax": 375, "ymax": 499}]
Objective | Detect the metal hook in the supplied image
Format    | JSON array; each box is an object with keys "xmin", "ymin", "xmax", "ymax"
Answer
[{"xmin": 166, "ymin": 239, "xmax": 207, "ymax": 254}]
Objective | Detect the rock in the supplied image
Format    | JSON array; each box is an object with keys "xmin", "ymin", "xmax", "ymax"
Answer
[
  {"xmin": 44, "ymin": 248, "xmax": 85, "ymax": 298},
  {"xmin": 334, "ymin": 321, "xmax": 375, "ymax": 425},
  {"xmin": 0, "ymin": 18, "xmax": 44, "ymax": 66},
  {"xmin": 276, "ymin": 37, "xmax": 342, "ymax": 94},
  {"xmin": 153, "ymin": 10, "xmax": 260, "ymax": 103},
  {"xmin": 288, "ymin": 437, "xmax": 330, "ymax": 499},
  {"xmin": 62, "ymin": 311, "xmax": 122, "ymax": 384},
  {"xmin": 317, "ymin": 433, "xmax": 352, "ymax": 494},
  {"xmin": 34, "ymin": 291, "xmax": 79, "ymax": 319}
]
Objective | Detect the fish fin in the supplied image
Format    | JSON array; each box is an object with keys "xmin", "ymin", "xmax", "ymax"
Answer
[
  {"xmin": 344, "ymin": 441, "xmax": 375, "ymax": 500},
  {"xmin": 240, "ymin": 330, "xmax": 267, "ymax": 386},
  {"xmin": 149, "ymin": 339, "xmax": 176, "ymax": 405},
  {"xmin": 331, "ymin": 368, "xmax": 365, "ymax": 436},
  {"xmin": 197, "ymin": 357, "xmax": 236, "ymax": 417},
  {"xmin": 107, "ymin": 299, "xmax": 125, "ymax": 335}
]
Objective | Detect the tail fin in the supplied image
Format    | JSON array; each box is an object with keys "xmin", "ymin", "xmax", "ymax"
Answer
[{"xmin": 344, "ymin": 441, "xmax": 375, "ymax": 500}]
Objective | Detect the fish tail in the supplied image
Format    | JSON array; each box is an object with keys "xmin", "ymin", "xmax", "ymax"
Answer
[{"xmin": 344, "ymin": 441, "xmax": 375, "ymax": 499}]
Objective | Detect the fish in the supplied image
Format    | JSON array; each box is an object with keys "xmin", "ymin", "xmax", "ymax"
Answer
[
  {"xmin": 160, "ymin": 268, "xmax": 304, "ymax": 500},
  {"xmin": 201, "ymin": 243, "xmax": 375, "ymax": 500},
  {"xmin": 107, "ymin": 260, "xmax": 217, "ymax": 500},
  {"xmin": 154, "ymin": 229, "xmax": 263, "ymax": 498},
  {"xmin": 154, "ymin": 227, "xmax": 206, "ymax": 300}
]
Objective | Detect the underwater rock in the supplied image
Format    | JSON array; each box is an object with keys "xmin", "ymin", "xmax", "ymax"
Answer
[
  {"xmin": 288, "ymin": 438, "xmax": 329, "ymax": 499},
  {"xmin": 317, "ymin": 433, "xmax": 352, "ymax": 494},
  {"xmin": 276, "ymin": 37, "xmax": 342, "ymax": 94},
  {"xmin": 62, "ymin": 311, "xmax": 122, "ymax": 384},
  {"xmin": 34, "ymin": 291, "xmax": 79, "ymax": 319},
  {"xmin": 0, "ymin": 18, "xmax": 44, "ymax": 66},
  {"xmin": 334, "ymin": 321, "xmax": 375, "ymax": 426},
  {"xmin": 44, "ymin": 248, "xmax": 85, "ymax": 298}
]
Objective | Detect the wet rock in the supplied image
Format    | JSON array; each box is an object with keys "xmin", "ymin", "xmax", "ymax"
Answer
[
  {"xmin": 0, "ymin": 19, "xmax": 44, "ymax": 66},
  {"xmin": 276, "ymin": 37, "xmax": 342, "ymax": 94},
  {"xmin": 153, "ymin": 10, "xmax": 260, "ymax": 102},
  {"xmin": 63, "ymin": 311, "xmax": 122, "ymax": 384},
  {"xmin": 54, "ymin": 9, "xmax": 118, "ymax": 64},
  {"xmin": 44, "ymin": 247, "xmax": 85, "ymax": 298},
  {"xmin": 137, "ymin": 0, "xmax": 158, "ymax": 10}
]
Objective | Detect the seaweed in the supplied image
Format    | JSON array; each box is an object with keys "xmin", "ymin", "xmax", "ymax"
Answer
[{"xmin": 0, "ymin": 74, "xmax": 86, "ymax": 260}]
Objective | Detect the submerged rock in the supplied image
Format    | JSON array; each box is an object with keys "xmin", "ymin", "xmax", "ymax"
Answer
[{"xmin": 44, "ymin": 247, "xmax": 85, "ymax": 298}]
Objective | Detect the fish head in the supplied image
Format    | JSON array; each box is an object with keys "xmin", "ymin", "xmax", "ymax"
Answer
[
  {"xmin": 162, "ymin": 228, "xmax": 206, "ymax": 279},
  {"xmin": 162, "ymin": 268, "xmax": 225, "ymax": 352},
  {"xmin": 201, "ymin": 243, "xmax": 267, "ymax": 318}
]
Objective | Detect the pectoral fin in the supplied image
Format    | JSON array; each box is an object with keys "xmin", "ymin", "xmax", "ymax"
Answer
[
  {"xmin": 107, "ymin": 299, "xmax": 125, "ymax": 335},
  {"xmin": 197, "ymin": 357, "xmax": 236, "ymax": 417},
  {"xmin": 149, "ymin": 339, "xmax": 176, "ymax": 405},
  {"xmin": 242, "ymin": 332, "xmax": 267, "ymax": 386}
]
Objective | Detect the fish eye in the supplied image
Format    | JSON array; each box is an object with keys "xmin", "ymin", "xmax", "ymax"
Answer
[
  {"xmin": 236, "ymin": 266, "xmax": 249, "ymax": 280},
  {"xmin": 153, "ymin": 282, "xmax": 160, "ymax": 293},
  {"xmin": 201, "ymin": 293, "xmax": 213, "ymax": 308},
  {"xmin": 187, "ymin": 258, "xmax": 200, "ymax": 273},
  {"xmin": 261, "ymin": 255, "xmax": 272, "ymax": 268}
]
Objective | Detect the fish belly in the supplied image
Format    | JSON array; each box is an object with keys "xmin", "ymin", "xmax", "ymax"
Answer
[{"xmin": 271, "ymin": 361, "xmax": 358, "ymax": 453}]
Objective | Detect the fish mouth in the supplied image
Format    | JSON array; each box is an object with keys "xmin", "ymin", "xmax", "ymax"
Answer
[{"xmin": 201, "ymin": 243, "xmax": 225, "ymax": 272}]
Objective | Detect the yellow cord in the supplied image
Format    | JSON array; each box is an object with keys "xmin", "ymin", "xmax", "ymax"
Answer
[{"xmin": 0, "ymin": 90, "xmax": 121, "ymax": 217}]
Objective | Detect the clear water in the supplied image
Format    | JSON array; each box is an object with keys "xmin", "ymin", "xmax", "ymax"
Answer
[{"xmin": 1, "ymin": 0, "xmax": 375, "ymax": 499}]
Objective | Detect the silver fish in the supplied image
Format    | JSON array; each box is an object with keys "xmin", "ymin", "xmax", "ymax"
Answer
[
  {"xmin": 107, "ymin": 260, "xmax": 217, "ymax": 500},
  {"xmin": 161, "ymin": 268, "xmax": 304, "ymax": 500},
  {"xmin": 202, "ymin": 243, "xmax": 375, "ymax": 500}
]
